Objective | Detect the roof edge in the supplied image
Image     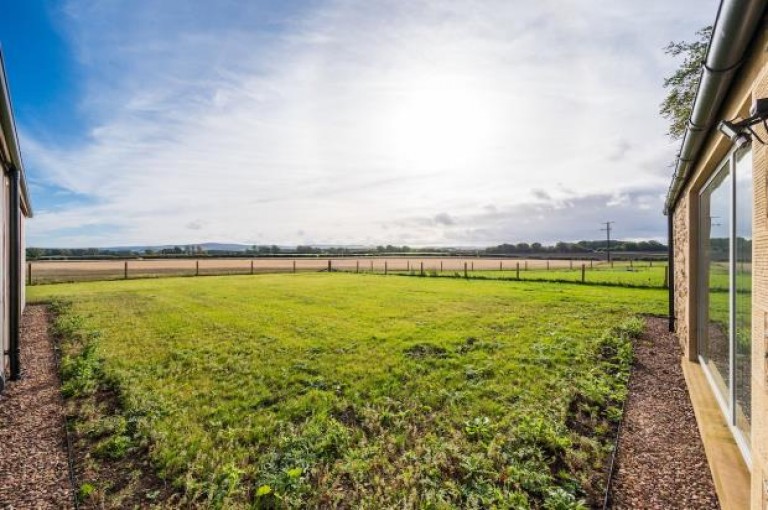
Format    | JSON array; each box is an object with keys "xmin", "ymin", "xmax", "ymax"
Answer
[
  {"xmin": 0, "ymin": 47, "xmax": 32, "ymax": 218},
  {"xmin": 664, "ymin": 0, "xmax": 767, "ymax": 215}
]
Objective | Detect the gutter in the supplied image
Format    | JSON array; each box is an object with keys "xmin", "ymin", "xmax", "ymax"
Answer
[
  {"xmin": 0, "ymin": 47, "xmax": 32, "ymax": 217},
  {"xmin": 664, "ymin": 0, "xmax": 766, "ymax": 215}
]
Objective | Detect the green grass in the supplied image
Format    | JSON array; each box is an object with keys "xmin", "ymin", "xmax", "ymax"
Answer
[
  {"xmin": 29, "ymin": 273, "xmax": 667, "ymax": 508},
  {"xmin": 384, "ymin": 262, "xmax": 670, "ymax": 289}
]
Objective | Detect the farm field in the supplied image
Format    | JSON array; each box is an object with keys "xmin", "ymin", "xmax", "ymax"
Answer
[
  {"xmin": 28, "ymin": 257, "xmax": 668, "ymax": 288},
  {"xmin": 28, "ymin": 273, "xmax": 667, "ymax": 508}
]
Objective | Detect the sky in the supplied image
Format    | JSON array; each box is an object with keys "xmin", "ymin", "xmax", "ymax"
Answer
[{"xmin": 1, "ymin": 0, "xmax": 717, "ymax": 248}]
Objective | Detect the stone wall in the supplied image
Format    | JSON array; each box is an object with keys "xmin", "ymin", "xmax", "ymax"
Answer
[{"xmin": 673, "ymin": 195, "xmax": 689, "ymax": 356}]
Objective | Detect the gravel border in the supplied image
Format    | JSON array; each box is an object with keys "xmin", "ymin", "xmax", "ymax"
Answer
[
  {"xmin": 608, "ymin": 316, "xmax": 719, "ymax": 509},
  {"xmin": 0, "ymin": 305, "xmax": 75, "ymax": 509}
]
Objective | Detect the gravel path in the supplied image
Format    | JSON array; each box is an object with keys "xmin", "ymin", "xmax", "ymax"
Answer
[
  {"xmin": 0, "ymin": 305, "xmax": 74, "ymax": 509},
  {"xmin": 609, "ymin": 316, "xmax": 719, "ymax": 509}
]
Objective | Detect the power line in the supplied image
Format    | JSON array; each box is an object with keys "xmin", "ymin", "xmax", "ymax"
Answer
[{"xmin": 601, "ymin": 221, "xmax": 614, "ymax": 263}]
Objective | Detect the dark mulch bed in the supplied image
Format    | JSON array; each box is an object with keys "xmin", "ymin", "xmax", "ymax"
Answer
[
  {"xmin": 0, "ymin": 305, "xmax": 74, "ymax": 509},
  {"xmin": 608, "ymin": 316, "xmax": 719, "ymax": 509}
]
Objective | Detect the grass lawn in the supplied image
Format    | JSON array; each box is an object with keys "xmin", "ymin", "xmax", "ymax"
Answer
[
  {"xmin": 386, "ymin": 261, "xmax": 670, "ymax": 289},
  {"xmin": 29, "ymin": 273, "xmax": 667, "ymax": 508}
]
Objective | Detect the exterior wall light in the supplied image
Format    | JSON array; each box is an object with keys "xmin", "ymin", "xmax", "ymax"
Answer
[{"xmin": 718, "ymin": 97, "xmax": 768, "ymax": 144}]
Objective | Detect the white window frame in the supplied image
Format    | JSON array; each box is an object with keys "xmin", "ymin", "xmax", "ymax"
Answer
[{"xmin": 697, "ymin": 140, "xmax": 752, "ymax": 468}]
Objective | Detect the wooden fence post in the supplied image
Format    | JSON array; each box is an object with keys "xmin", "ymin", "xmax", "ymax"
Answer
[
  {"xmin": 516, "ymin": 262, "xmax": 520, "ymax": 280},
  {"xmin": 440, "ymin": 261, "xmax": 443, "ymax": 272},
  {"xmin": 385, "ymin": 261, "xmax": 388, "ymax": 275},
  {"xmin": 407, "ymin": 260, "xmax": 410, "ymax": 272},
  {"xmin": 124, "ymin": 261, "xmax": 128, "ymax": 280},
  {"xmin": 524, "ymin": 260, "xmax": 528, "ymax": 271},
  {"xmin": 581, "ymin": 264, "xmax": 585, "ymax": 283},
  {"xmin": 356, "ymin": 260, "xmax": 359, "ymax": 273},
  {"xmin": 650, "ymin": 260, "xmax": 653, "ymax": 267},
  {"xmin": 569, "ymin": 259, "xmax": 573, "ymax": 270},
  {"xmin": 464, "ymin": 262, "xmax": 468, "ymax": 279},
  {"xmin": 293, "ymin": 260, "xmax": 297, "ymax": 273},
  {"xmin": 471, "ymin": 261, "xmax": 474, "ymax": 271},
  {"xmin": 630, "ymin": 259, "xmax": 633, "ymax": 269},
  {"xmin": 196, "ymin": 260, "xmax": 199, "ymax": 276},
  {"xmin": 500, "ymin": 260, "xmax": 503, "ymax": 271},
  {"xmin": 370, "ymin": 260, "xmax": 374, "ymax": 272},
  {"xmin": 590, "ymin": 259, "xmax": 594, "ymax": 269},
  {"xmin": 420, "ymin": 262, "xmax": 424, "ymax": 276},
  {"xmin": 328, "ymin": 260, "xmax": 332, "ymax": 272},
  {"xmin": 546, "ymin": 260, "xmax": 550, "ymax": 271},
  {"xmin": 27, "ymin": 262, "xmax": 31, "ymax": 285},
  {"xmin": 250, "ymin": 260, "xmax": 254, "ymax": 275}
]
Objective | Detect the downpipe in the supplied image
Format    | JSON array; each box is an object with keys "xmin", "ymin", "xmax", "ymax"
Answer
[{"xmin": 8, "ymin": 165, "xmax": 21, "ymax": 380}]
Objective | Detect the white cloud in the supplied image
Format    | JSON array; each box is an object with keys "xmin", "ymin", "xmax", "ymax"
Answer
[{"xmin": 23, "ymin": 0, "xmax": 717, "ymax": 246}]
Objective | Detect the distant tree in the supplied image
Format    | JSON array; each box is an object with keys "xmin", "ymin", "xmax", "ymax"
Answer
[
  {"xmin": 26, "ymin": 247, "xmax": 43, "ymax": 260},
  {"xmin": 660, "ymin": 26, "xmax": 712, "ymax": 139},
  {"xmin": 516, "ymin": 242, "xmax": 530, "ymax": 253},
  {"xmin": 531, "ymin": 242, "xmax": 542, "ymax": 252}
]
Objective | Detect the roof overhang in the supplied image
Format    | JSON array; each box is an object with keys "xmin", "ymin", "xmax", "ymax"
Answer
[
  {"xmin": 0, "ymin": 47, "xmax": 32, "ymax": 218},
  {"xmin": 664, "ymin": 0, "xmax": 767, "ymax": 215}
]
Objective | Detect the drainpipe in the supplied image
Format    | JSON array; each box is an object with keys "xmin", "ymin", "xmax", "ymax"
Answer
[
  {"xmin": 8, "ymin": 164, "xmax": 20, "ymax": 380},
  {"xmin": 667, "ymin": 214, "xmax": 675, "ymax": 333}
]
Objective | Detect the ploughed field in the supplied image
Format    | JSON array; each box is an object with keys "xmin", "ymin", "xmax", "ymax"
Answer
[
  {"xmin": 29, "ymin": 258, "xmax": 669, "ymax": 289},
  {"xmin": 29, "ymin": 273, "xmax": 666, "ymax": 508}
]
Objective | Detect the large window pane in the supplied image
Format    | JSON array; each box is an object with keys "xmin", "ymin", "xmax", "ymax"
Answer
[
  {"xmin": 735, "ymin": 147, "xmax": 752, "ymax": 438},
  {"xmin": 699, "ymin": 162, "xmax": 731, "ymax": 407}
]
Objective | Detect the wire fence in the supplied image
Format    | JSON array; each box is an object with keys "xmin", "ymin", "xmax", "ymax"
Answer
[{"xmin": 27, "ymin": 257, "xmax": 669, "ymax": 289}]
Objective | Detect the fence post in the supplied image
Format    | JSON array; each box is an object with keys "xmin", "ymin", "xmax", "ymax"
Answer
[
  {"xmin": 471, "ymin": 261, "xmax": 474, "ymax": 271},
  {"xmin": 664, "ymin": 266, "xmax": 669, "ymax": 288},
  {"xmin": 590, "ymin": 259, "xmax": 594, "ymax": 269},
  {"xmin": 407, "ymin": 260, "xmax": 410, "ymax": 272},
  {"xmin": 124, "ymin": 261, "xmax": 128, "ymax": 280},
  {"xmin": 293, "ymin": 260, "xmax": 297, "ymax": 273},
  {"xmin": 516, "ymin": 262, "xmax": 520, "ymax": 280},
  {"xmin": 500, "ymin": 260, "xmax": 503, "ymax": 271},
  {"xmin": 420, "ymin": 262, "xmax": 424, "ymax": 276},
  {"xmin": 328, "ymin": 260, "xmax": 332, "ymax": 272},
  {"xmin": 385, "ymin": 261, "xmax": 388, "ymax": 275},
  {"xmin": 370, "ymin": 260, "xmax": 374, "ymax": 272},
  {"xmin": 630, "ymin": 259, "xmax": 633, "ymax": 269},
  {"xmin": 356, "ymin": 260, "xmax": 359, "ymax": 273},
  {"xmin": 611, "ymin": 260, "xmax": 614, "ymax": 269},
  {"xmin": 250, "ymin": 260, "xmax": 254, "ymax": 275},
  {"xmin": 569, "ymin": 259, "xmax": 573, "ymax": 270},
  {"xmin": 546, "ymin": 260, "xmax": 550, "ymax": 271},
  {"xmin": 27, "ymin": 262, "xmax": 31, "ymax": 285},
  {"xmin": 650, "ymin": 260, "xmax": 653, "ymax": 267},
  {"xmin": 464, "ymin": 262, "xmax": 468, "ymax": 279},
  {"xmin": 440, "ymin": 260, "xmax": 443, "ymax": 272},
  {"xmin": 524, "ymin": 260, "xmax": 528, "ymax": 271},
  {"xmin": 196, "ymin": 260, "xmax": 199, "ymax": 276},
  {"xmin": 581, "ymin": 263, "xmax": 585, "ymax": 283}
]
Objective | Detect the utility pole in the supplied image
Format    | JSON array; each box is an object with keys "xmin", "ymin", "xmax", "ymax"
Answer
[{"xmin": 601, "ymin": 221, "xmax": 614, "ymax": 263}]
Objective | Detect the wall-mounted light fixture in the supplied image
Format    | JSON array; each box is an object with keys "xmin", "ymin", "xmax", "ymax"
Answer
[{"xmin": 718, "ymin": 97, "xmax": 768, "ymax": 144}]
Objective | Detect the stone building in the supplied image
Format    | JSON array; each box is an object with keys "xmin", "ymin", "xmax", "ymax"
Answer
[{"xmin": 666, "ymin": 1, "xmax": 768, "ymax": 507}]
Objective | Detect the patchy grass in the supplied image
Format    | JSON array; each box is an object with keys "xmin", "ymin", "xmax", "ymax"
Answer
[{"xmin": 29, "ymin": 273, "xmax": 666, "ymax": 508}]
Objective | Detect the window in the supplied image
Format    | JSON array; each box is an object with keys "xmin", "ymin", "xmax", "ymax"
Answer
[{"xmin": 698, "ymin": 143, "xmax": 752, "ymax": 465}]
